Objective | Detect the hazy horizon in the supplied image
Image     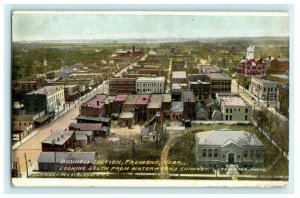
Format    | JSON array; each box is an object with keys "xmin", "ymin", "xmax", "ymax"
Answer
[{"xmin": 12, "ymin": 11, "xmax": 289, "ymax": 42}]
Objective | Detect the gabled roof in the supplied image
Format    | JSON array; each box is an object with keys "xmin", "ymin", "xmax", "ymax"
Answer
[
  {"xmin": 221, "ymin": 139, "xmax": 243, "ymax": 148},
  {"xmin": 195, "ymin": 130, "xmax": 263, "ymax": 147}
]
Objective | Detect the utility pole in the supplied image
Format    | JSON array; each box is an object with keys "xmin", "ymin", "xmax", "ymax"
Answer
[
  {"xmin": 17, "ymin": 158, "xmax": 21, "ymax": 178},
  {"xmin": 52, "ymin": 140, "xmax": 57, "ymax": 174},
  {"xmin": 24, "ymin": 153, "xmax": 29, "ymax": 178}
]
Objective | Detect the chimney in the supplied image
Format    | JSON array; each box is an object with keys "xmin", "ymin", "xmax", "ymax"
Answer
[
  {"xmin": 57, "ymin": 137, "xmax": 60, "ymax": 141},
  {"xmin": 242, "ymin": 56, "xmax": 245, "ymax": 59},
  {"xmin": 269, "ymin": 56, "xmax": 271, "ymax": 60},
  {"xmin": 132, "ymin": 45, "xmax": 136, "ymax": 52},
  {"xmin": 260, "ymin": 58, "xmax": 263, "ymax": 61}
]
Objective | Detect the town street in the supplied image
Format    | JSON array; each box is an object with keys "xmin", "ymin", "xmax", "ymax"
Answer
[{"xmin": 12, "ymin": 83, "xmax": 108, "ymax": 177}]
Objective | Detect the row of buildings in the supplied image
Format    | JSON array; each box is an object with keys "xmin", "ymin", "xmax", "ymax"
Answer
[{"xmin": 236, "ymin": 45, "xmax": 289, "ymax": 77}]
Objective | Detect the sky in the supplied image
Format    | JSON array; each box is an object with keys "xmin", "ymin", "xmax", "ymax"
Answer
[{"xmin": 12, "ymin": 11, "xmax": 289, "ymax": 41}]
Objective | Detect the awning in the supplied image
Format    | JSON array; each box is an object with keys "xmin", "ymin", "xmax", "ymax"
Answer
[{"xmin": 34, "ymin": 114, "xmax": 50, "ymax": 123}]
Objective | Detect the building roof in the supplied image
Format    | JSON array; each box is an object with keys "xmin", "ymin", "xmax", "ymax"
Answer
[
  {"xmin": 75, "ymin": 130, "xmax": 93, "ymax": 136},
  {"xmin": 275, "ymin": 58, "xmax": 289, "ymax": 62},
  {"xmin": 277, "ymin": 83, "xmax": 289, "ymax": 90},
  {"xmin": 148, "ymin": 94, "xmax": 162, "ymax": 109},
  {"xmin": 124, "ymin": 95, "xmax": 139, "ymax": 105},
  {"xmin": 114, "ymin": 94, "xmax": 128, "ymax": 102},
  {"xmin": 103, "ymin": 96, "xmax": 116, "ymax": 104},
  {"xmin": 119, "ymin": 111, "xmax": 135, "ymax": 119},
  {"xmin": 136, "ymin": 76, "xmax": 165, "ymax": 82},
  {"xmin": 207, "ymin": 73, "xmax": 231, "ymax": 80},
  {"xmin": 171, "ymin": 83, "xmax": 181, "ymax": 90},
  {"xmin": 69, "ymin": 123, "xmax": 103, "ymax": 131},
  {"xmin": 195, "ymin": 130, "xmax": 263, "ymax": 147},
  {"xmin": 84, "ymin": 94, "xmax": 107, "ymax": 108},
  {"xmin": 76, "ymin": 115, "xmax": 110, "ymax": 122},
  {"xmin": 27, "ymin": 86, "xmax": 63, "ymax": 96},
  {"xmin": 110, "ymin": 78, "xmax": 136, "ymax": 82},
  {"xmin": 252, "ymin": 77, "xmax": 277, "ymax": 85},
  {"xmin": 218, "ymin": 94, "xmax": 248, "ymax": 106},
  {"xmin": 172, "ymin": 71, "xmax": 187, "ymax": 79},
  {"xmin": 13, "ymin": 114, "xmax": 35, "ymax": 121},
  {"xmin": 37, "ymin": 152, "xmax": 96, "ymax": 163},
  {"xmin": 182, "ymin": 91, "xmax": 196, "ymax": 102},
  {"xmin": 136, "ymin": 94, "xmax": 150, "ymax": 105},
  {"xmin": 75, "ymin": 134, "xmax": 88, "ymax": 141},
  {"xmin": 64, "ymin": 84, "xmax": 78, "ymax": 88},
  {"xmin": 42, "ymin": 131, "xmax": 74, "ymax": 145},
  {"xmin": 162, "ymin": 94, "xmax": 172, "ymax": 103},
  {"xmin": 188, "ymin": 74, "xmax": 207, "ymax": 82},
  {"xmin": 171, "ymin": 101, "xmax": 184, "ymax": 113}
]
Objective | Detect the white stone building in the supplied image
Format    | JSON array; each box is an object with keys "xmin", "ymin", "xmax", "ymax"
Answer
[
  {"xmin": 216, "ymin": 93, "xmax": 251, "ymax": 121},
  {"xmin": 136, "ymin": 77, "xmax": 165, "ymax": 94},
  {"xmin": 249, "ymin": 78, "xmax": 278, "ymax": 101}
]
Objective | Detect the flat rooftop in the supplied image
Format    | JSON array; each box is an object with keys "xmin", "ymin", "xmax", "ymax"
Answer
[
  {"xmin": 69, "ymin": 123, "xmax": 103, "ymax": 131},
  {"xmin": 171, "ymin": 101, "xmax": 184, "ymax": 113},
  {"xmin": 136, "ymin": 76, "xmax": 165, "ymax": 82},
  {"xmin": 219, "ymin": 95, "xmax": 248, "ymax": 106},
  {"xmin": 172, "ymin": 71, "xmax": 187, "ymax": 79},
  {"xmin": 114, "ymin": 94, "xmax": 128, "ymax": 102},
  {"xmin": 119, "ymin": 111, "xmax": 135, "ymax": 119},
  {"xmin": 208, "ymin": 73, "xmax": 231, "ymax": 80},
  {"xmin": 84, "ymin": 94, "xmax": 107, "ymax": 108},
  {"xmin": 124, "ymin": 95, "xmax": 139, "ymax": 105},
  {"xmin": 136, "ymin": 94, "xmax": 150, "ymax": 105},
  {"xmin": 252, "ymin": 78, "xmax": 277, "ymax": 85},
  {"xmin": 42, "ymin": 131, "xmax": 74, "ymax": 145},
  {"xmin": 182, "ymin": 91, "xmax": 196, "ymax": 103},
  {"xmin": 148, "ymin": 94, "xmax": 163, "ymax": 109},
  {"xmin": 27, "ymin": 86, "xmax": 63, "ymax": 95},
  {"xmin": 162, "ymin": 94, "xmax": 172, "ymax": 103}
]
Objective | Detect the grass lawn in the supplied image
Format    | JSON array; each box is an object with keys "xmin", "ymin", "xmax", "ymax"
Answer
[{"xmin": 168, "ymin": 123, "xmax": 289, "ymax": 177}]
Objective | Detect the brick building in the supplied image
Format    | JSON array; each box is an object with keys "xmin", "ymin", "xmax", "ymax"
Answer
[
  {"xmin": 80, "ymin": 94, "xmax": 107, "ymax": 118},
  {"xmin": 109, "ymin": 78, "xmax": 136, "ymax": 95},
  {"xmin": 207, "ymin": 73, "xmax": 232, "ymax": 98},
  {"xmin": 41, "ymin": 131, "xmax": 76, "ymax": 152},
  {"xmin": 277, "ymin": 83, "xmax": 289, "ymax": 117},
  {"xmin": 265, "ymin": 57, "xmax": 289, "ymax": 74},
  {"xmin": 182, "ymin": 91, "xmax": 196, "ymax": 120}
]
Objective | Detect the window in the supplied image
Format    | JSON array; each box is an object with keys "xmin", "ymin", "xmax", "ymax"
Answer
[
  {"xmin": 230, "ymin": 115, "xmax": 232, "ymax": 120},
  {"xmin": 226, "ymin": 115, "xmax": 228, "ymax": 120},
  {"xmin": 214, "ymin": 149, "xmax": 218, "ymax": 157},
  {"xmin": 208, "ymin": 149, "xmax": 212, "ymax": 157},
  {"xmin": 245, "ymin": 108, "xmax": 248, "ymax": 113},
  {"xmin": 250, "ymin": 150, "xmax": 254, "ymax": 159},
  {"xmin": 245, "ymin": 115, "xmax": 248, "ymax": 120},
  {"xmin": 202, "ymin": 149, "xmax": 207, "ymax": 157},
  {"xmin": 244, "ymin": 150, "xmax": 248, "ymax": 158},
  {"xmin": 226, "ymin": 109, "xmax": 228, "ymax": 113},
  {"xmin": 230, "ymin": 109, "xmax": 232, "ymax": 113},
  {"xmin": 256, "ymin": 150, "xmax": 260, "ymax": 159}
]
